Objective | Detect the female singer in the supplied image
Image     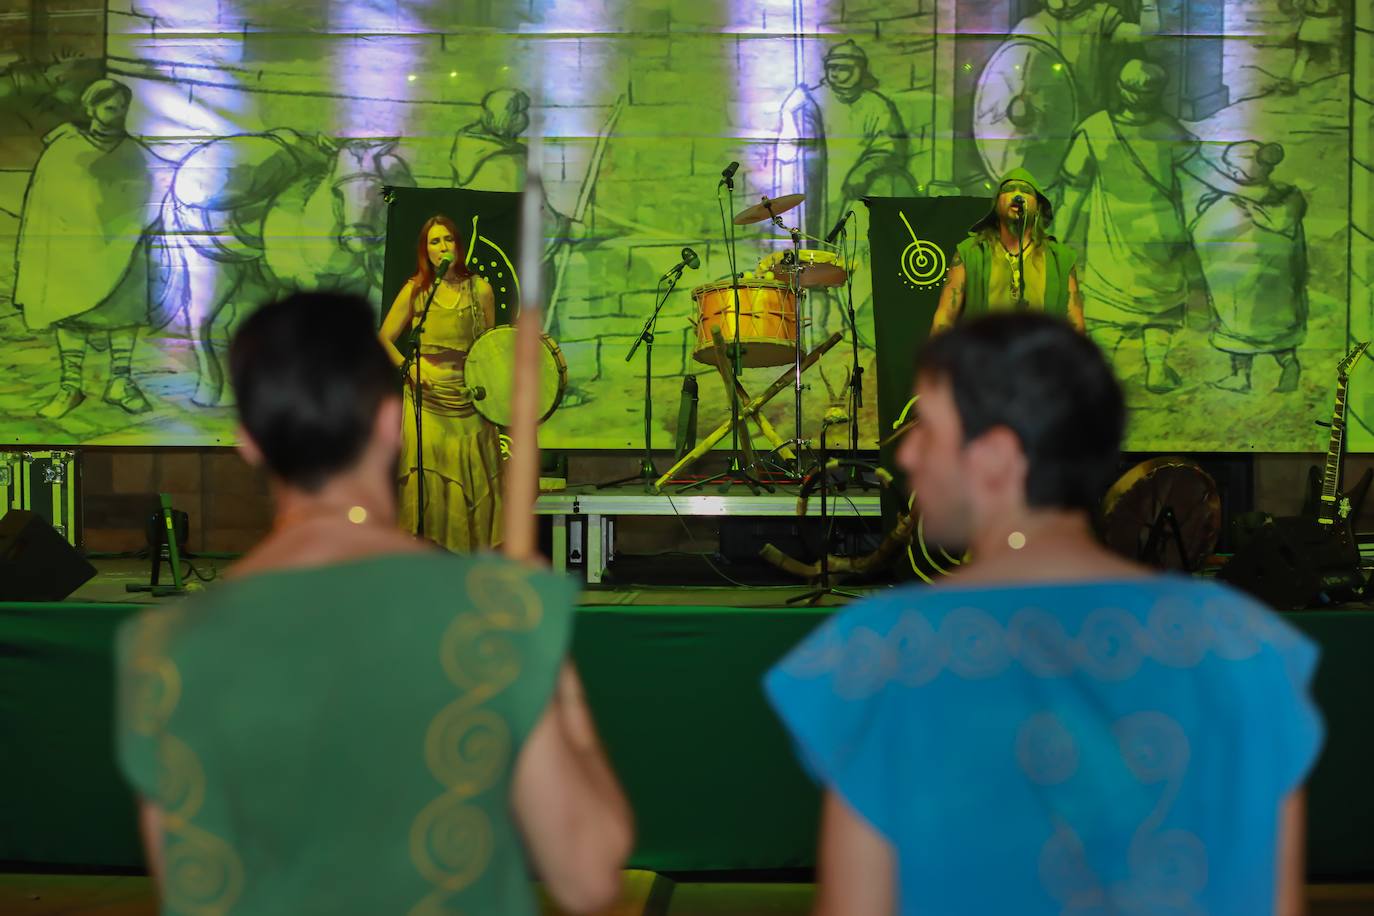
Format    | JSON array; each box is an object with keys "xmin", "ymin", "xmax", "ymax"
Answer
[{"xmin": 380, "ymin": 215, "xmax": 503, "ymax": 551}]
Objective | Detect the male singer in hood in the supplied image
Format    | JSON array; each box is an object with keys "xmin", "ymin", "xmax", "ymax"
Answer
[{"xmin": 930, "ymin": 169, "xmax": 1084, "ymax": 334}]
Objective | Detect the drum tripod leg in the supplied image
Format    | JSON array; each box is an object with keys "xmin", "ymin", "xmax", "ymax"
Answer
[
  {"xmin": 652, "ymin": 331, "xmax": 843, "ymax": 492},
  {"xmin": 709, "ymin": 326, "xmax": 758, "ymax": 470}
]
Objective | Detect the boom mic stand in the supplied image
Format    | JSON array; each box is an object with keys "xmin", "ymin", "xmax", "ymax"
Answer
[
  {"xmin": 599, "ymin": 265, "xmax": 689, "ymax": 491},
  {"xmin": 400, "ymin": 261, "xmax": 450, "ymax": 540}
]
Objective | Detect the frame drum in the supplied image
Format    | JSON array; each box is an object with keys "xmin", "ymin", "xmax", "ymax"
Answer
[{"xmin": 464, "ymin": 326, "xmax": 569, "ymax": 426}]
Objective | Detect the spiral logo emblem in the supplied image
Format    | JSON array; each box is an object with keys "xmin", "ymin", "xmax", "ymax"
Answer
[{"xmin": 897, "ymin": 211, "xmax": 948, "ymax": 289}]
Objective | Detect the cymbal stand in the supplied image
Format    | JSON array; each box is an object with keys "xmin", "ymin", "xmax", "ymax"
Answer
[{"xmin": 769, "ymin": 209, "xmax": 809, "ymax": 479}]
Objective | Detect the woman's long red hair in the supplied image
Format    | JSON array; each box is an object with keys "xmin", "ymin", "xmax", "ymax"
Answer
[{"xmin": 409, "ymin": 214, "xmax": 473, "ymax": 300}]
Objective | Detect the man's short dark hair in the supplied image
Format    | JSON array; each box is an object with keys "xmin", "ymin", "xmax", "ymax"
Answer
[
  {"xmin": 918, "ymin": 313, "xmax": 1125, "ymax": 512},
  {"xmin": 230, "ymin": 290, "xmax": 397, "ymax": 491}
]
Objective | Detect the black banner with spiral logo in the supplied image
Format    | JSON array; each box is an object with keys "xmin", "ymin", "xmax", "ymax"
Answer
[{"xmin": 865, "ymin": 195, "xmax": 990, "ymax": 575}]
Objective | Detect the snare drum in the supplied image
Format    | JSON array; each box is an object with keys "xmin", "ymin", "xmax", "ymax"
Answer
[
  {"xmin": 757, "ymin": 249, "xmax": 849, "ymax": 288},
  {"xmin": 691, "ymin": 279, "xmax": 798, "ymax": 369},
  {"xmin": 463, "ymin": 326, "xmax": 569, "ymax": 426}
]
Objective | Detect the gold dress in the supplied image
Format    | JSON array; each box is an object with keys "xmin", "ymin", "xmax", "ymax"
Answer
[{"xmin": 399, "ymin": 276, "xmax": 503, "ymax": 551}]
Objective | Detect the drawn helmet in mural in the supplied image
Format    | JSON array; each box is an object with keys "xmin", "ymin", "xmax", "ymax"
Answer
[
  {"xmin": 480, "ymin": 89, "xmax": 532, "ymax": 141},
  {"xmin": 823, "ymin": 40, "xmax": 878, "ymax": 94},
  {"xmin": 968, "ymin": 167, "xmax": 1054, "ymax": 233},
  {"xmin": 1221, "ymin": 140, "xmax": 1285, "ymax": 185},
  {"xmin": 1115, "ymin": 58, "xmax": 1170, "ymax": 112}
]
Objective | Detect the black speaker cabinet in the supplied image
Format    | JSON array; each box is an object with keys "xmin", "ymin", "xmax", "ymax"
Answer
[{"xmin": 0, "ymin": 510, "xmax": 96, "ymax": 602}]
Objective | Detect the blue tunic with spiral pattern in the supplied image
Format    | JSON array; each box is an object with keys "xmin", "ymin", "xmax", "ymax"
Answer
[{"xmin": 765, "ymin": 576, "xmax": 1323, "ymax": 915}]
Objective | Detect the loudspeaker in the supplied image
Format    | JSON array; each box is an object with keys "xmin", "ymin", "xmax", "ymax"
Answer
[{"xmin": 0, "ymin": 510, "xmax": 96, "ymax": 601}]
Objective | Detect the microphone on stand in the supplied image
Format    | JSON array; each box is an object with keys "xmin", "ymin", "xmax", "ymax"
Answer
[
  {"xmin": 719, "ymin": 160, "xmax": 740, "ymax": 188},
  {"xmin": 823, "ymin": 210, "xmax": 854, "ymax": 245},
  {"xmin": 660, "ymin": 246, "xmax": 701, "ymax": 280},
  {"xmin": 434, "ymin": 254, "xmax": 453, "ymax": 281}
]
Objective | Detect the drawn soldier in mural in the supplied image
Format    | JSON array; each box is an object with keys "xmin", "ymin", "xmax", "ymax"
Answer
[
  {"xmin": 776, "ymin": 40, "xmax": 912, "ymax": 242},
  {"xmin": 1278, "ymin": 0, "xmax": 1347, "ymax": 94},
  {"xmin": 451, "ymin": 88, "xmax": 571, "ymax": 262},
  {"xmin": 1192, "ymin": 141, "xmax": 1308, "ymax": 393},
  {"xmin": 774, "ymin": 40, "xmax": 916, "ymax": 345},
  {"xmin": 1011, "ymin": 0, "xmax": 1161, "ymax": 117},
  {"xmin": 12, "ymin": 78, "xmax": 168, "ymax": 419},
  {"xmin": 1056, "ymin": 60, "xmax": 1273, "ymax": 394}
]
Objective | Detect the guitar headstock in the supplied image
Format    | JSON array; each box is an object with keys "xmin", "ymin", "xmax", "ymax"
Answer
[{"xmin": 1338, "ymin": 341, "xmax": 1370, "ymax": 381}]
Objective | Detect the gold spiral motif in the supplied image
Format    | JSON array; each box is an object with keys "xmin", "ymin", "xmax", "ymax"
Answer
[
  {"xmin": 424, "ymin": 704, "xmax": 510, "ymax": 795},
  {"xmin": 157, "ymin": 735, "xmax": 206, "ymax": 821},
  {"xmin": 163, "ymin": 822, "xmax": 245, "ymax": 915},
  {"xmin": 440, "ymin": 614, "xmax": 522, "ymax": 693},
  {"xmin": 125, "ymin": 616, "xmax": 183, "ymax": 735},
  {"xmin": 465, "ymin": 564, "xmax": 544, "ymax": 630},
  {"xmin": 410, "ymin": 794, "xmax": 494, "ymax": 892},
  {"xmin": 412, "ymin": 562, "xmax": 547, "ymax": 911}
]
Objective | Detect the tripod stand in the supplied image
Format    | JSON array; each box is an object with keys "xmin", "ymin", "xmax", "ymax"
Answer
[
  {"xmin": 400, "ymin": 264, "xmax": 449, "ymax": 539},
  {"xmin": 788, "ymin": 420, "xmax": 865, "ymax": 605},
  {"xmin": 599, "ymin": 266, "xmax": 689, "ymax": 491}
]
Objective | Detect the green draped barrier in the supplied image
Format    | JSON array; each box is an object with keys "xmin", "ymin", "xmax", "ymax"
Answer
[{"xmin": 1, "ymin": 602, "xmax": 1371, "ymax": 876}]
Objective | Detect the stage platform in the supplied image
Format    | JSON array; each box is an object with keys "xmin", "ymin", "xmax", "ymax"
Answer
[{"xmin": 5, "ymin": 562, "xmax": 1374, "ymax": 900}]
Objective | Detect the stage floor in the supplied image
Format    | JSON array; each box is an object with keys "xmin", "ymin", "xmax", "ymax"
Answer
[
  {"xmin": 3, "ymin": 872, "xmax": 1373, "ymax": 916},
  {"xmin": 72, "ymin": 558, "xmax": 879, "ymax": 608}
]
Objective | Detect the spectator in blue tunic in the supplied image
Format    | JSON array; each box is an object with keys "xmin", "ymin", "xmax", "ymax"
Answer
[{"xmin": 765, "ymin": 313, "xmax": 1321, "ymax": 915}]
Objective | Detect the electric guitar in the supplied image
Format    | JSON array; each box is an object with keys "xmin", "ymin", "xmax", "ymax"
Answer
[{"xmin": 1301, "ymin": 342, "xmax": 1372, "ymax": 539}]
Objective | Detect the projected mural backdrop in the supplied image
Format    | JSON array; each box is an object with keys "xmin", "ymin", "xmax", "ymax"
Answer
[{"xmin": 0, "ymin": 0, "xmax": 1365, "ymax": 452}]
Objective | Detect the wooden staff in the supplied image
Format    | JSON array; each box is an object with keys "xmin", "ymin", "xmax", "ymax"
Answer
[{"xmin": 503, "ymin": 163, "xmax": 547, "ymax": 564}]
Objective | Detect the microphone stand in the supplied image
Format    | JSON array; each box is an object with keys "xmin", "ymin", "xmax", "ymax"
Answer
[
  {"xmin": 835, "ymin": 217, "xmax": 873, "ymax": 486},
  {"xmin": 1013, "ymin": 207, "xmax": 1027, "ymax": 310},
  {"xmin": 598, "ymin": 267, "xmax": 687, "ymax": 491},
  {"xmin": 685, "ymin": 176, "xmax": 768, "ymax": 493},
  {"xmin": 402, "ymin": 268, "xmax": 447, "ymax": 540},
  {"xmin": 788, "ymin": 421, "xmax": 864, "ymax": 605}
]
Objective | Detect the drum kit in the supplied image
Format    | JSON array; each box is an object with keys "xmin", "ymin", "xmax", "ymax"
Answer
[
  {"xmin": 657, "ymin": 185, "xmax": 861, "ymax": 493},
  {"xmin": 459, "ymin": 181, "xmax": 866, "ymax": 499}
]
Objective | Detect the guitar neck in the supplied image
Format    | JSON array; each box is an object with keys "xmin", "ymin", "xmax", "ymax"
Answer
[{"xmin": 1320, "ymin": 378, "xmax": 1348, "ymax": 522}]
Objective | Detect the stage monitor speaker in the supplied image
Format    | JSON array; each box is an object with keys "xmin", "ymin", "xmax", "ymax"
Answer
[{"xmin": 0, "ymin": 509, "xmax": 96, "ymax": 601}]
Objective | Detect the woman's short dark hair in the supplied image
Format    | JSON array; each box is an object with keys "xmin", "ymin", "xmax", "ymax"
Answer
[
  {"xmin": 918, "ymin": 313, "xmax": 1125, "ymax": 512},
  {"xmin": 230, "ymin": 290, "xmax": 397, "ymax": 492}
]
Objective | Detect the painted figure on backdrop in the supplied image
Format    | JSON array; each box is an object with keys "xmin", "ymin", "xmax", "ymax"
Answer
[
  {"xmin": 13, "ymin": 78, "xmax": 171, "ymax": 419},
  {"xmin": 1011, "ymin": 0, "xmax": 1162, "ymax": 117},
  {"xmin": 450, "ymin": 88, "xmax": 572, "ymax": 263},
  {"xmin": 1055, "ymin": 59, "xmax": 1274, "ymax": 394},
  {"xmin": 159, "ymin": 130, "xmax": 413, "ymax": 407},
  {"xmin": 775, "ymin": 40, "xmax": 916, "ymax": 346},
  {"xmin": 1191, "ymin": 141, "xmax": 1308, "ymax": 393},
  {"xmin": 931, "ymin": 169, "xmax": 1084, "ymax": 335},
  {"xmin": 379, "ymin": 214, "xmax": 503, "ymax": 553}
]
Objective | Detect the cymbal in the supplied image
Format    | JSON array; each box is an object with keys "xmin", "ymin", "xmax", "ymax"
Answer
[{"xmin": 733, "ymin": 193, "xmax": 805, "ymax": 226}]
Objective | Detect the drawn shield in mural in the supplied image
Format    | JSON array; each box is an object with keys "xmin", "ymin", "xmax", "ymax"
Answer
[{"xmin": 973, "ymin": 38, "xmax": 1078, "ymax": 184}]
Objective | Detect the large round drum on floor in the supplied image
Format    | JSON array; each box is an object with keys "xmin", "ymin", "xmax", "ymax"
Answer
[
  {"xmin": 464, "ymin": 326, "xmax": 568, "ymax": 426},
  {"xmin": 691, "ymin": 279, "xmax": 797, "ymax": 369}
]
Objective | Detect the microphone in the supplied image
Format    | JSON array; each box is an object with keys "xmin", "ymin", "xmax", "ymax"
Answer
[
  {"xmin": 470, "ymin": 385, "xmax": 486, "ymax": 401},
  {"xmin": 661, "ymin": 247, "xmax": 701, "ymax": 279},
  {"xmin": 719, "ymin": 160, "xmax": 739, "ymax": 187},
  {"xmin": 1011, "ymin": 194, "xmax": 1025, "ymax": 211},
  {"xmin": 434, "ymin": 254, "xmax": 453, "ymax": 279},
  {"xmin": 823, "ymin": 210, "xmax": 853, "ymax": 245}
]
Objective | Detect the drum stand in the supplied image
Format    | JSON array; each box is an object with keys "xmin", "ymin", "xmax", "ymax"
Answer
[{"xmin": 598, "ymin": 267, "xmax": 688, "ymax": 492}]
